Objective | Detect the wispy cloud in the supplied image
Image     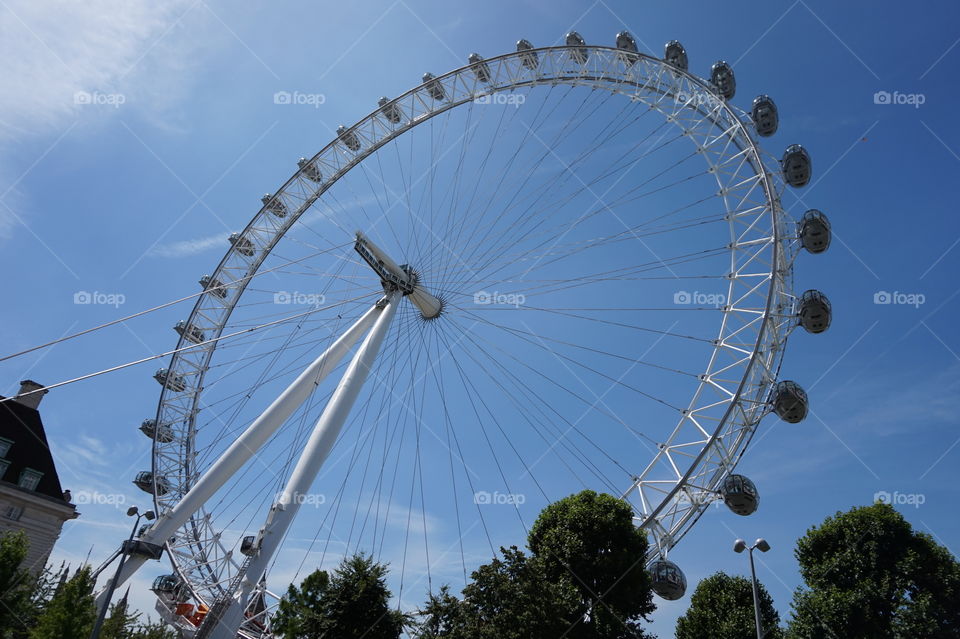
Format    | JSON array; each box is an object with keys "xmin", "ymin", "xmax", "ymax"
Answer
[{"xmin": 148, "ymin": 231, "xmax": 225, "ymax": 258}]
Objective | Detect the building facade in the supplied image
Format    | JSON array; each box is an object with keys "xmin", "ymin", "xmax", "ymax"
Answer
[{"xmin": 0, "ymin": 381, "xmax": 78, "ymax": 571}]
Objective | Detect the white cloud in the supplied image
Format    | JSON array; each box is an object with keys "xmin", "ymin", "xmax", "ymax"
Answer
[{"xmin": 148, "ymin": 231, "xmax": 226, "ymax": 258}]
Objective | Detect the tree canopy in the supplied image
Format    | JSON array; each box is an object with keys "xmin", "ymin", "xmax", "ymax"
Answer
[
  {"xmin": 787, "ymin": 502, "xmax": 960, "ymax": 638},
  {"xmin": 676, "ymin": 571, "xmax": 782, "ymax": 639}
]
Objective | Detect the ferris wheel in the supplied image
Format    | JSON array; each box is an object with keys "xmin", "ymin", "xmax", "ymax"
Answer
[{"xmin": 102, "ymin": 30, "xmax": 833, "ymax": 637}]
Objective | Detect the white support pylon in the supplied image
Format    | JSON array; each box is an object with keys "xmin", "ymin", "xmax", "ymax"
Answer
[
  {"xmin": 94, "ymin": 302, "xmax": 384, "ymax": 610},
  {"xmin": 209, "ymin": 291, "xmax": 401, "ymax": 638}
]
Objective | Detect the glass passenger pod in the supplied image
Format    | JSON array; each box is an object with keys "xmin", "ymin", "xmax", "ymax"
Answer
[
  {"xmin": 336, "ymin": 125, "xmax": 362, "ymax": 152},
  {"xmin": 664, "ymin": 40, "xmax": 689, "ymax": 71},
  {"xmin": 174, "ymin": 320, "xmax": 206, "ymax": 344},
  {"xmin": 650, "ymin": 559, "xmax": 687, "ymax": 600},
  {"xmin": 240, "ymin": 535, "xmax": 258, "ymax": 556},
  {"xmin": 261, "ymin": 193, "xmax": 287, "ymax": 217},
  {"xmin": 615, "ymin": 31, "xmax": 639, "ymax": 66},
  {"xmin": 516, "ymin": 39, "xmax": 539, "ymax": 69},
  {"xmin": 798, "ymin": 290, "xmax": 832, "ymax": 334},
  {"xmin": 139, "ymin": 418, "xmax": 174, "ymax": 443},
  {"xmin": 798, "ymin": 209, "xmax": 831, "ymax": 254},
  {"xmin": 782, "ymin": 144, "xmax": 812, "ymax": 188},
  {"xmin": 421, "ymin": 73, "xmax": 446, "ymax": 101},
  {"xmin": 377, "ymin": 97, "xmax": 402, "ymax": 124},
  {"xmin": 227, "ymin": 232, "xmax": 255, "ymax": 257},
  {"xmin": 151, "ymin": 574, "xmax": 185, "ymax": 602},
  {"xmin": 565, "ymin": 31, "xmax": 588, "ymax": 65},
  {"xmin": 721, "ymin": 474, "xmax": 759, "ymax": 516},
  {"xmin": 199, "ymin": 274, "xmax": 228, "ymax": 300},
  {"xmin": 751, "ymin": 94, "xmax": 779, "ymax": 137},
  {"xmin": 134, "ymin": 470, "xmax": 170, "ymax": 496},
  {"xmin": 468, "ymin": 53, "xmax": 491, "ymax": 83},
  {"xmin": 297, "ymin": 157, "xmax": 323, "ymax": 182},
  {"xmin": 710, "ymin": 60, "xmax": 736, "ymax": 100},
  {"xmin": 153, "ymin": 368, "xmax": 186, "ymax": 393},
  {"xmin": 772, "ymin": 380, "xmax": 808, "ymax": 423}
]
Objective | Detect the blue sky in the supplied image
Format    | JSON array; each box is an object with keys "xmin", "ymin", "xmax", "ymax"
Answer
[{"xmin": 1, "ymin": 1, "xmax": 959, "ymax": 636}]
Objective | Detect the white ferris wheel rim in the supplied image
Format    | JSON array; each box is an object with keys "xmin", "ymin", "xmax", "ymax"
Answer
[{"xmin": 146, "ymin": 43, "xmax": 797, "ymax": 611}]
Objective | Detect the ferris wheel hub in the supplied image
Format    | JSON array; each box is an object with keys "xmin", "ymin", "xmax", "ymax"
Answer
[{"xmin": 354, "ymin": 231, "xmax": 443, "ymax": 319}]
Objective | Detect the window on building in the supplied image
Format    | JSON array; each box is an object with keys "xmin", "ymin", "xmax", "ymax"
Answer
[
  {"xmin": 0, "ymin": 437, "xmax": 12, "ymax": 457},
  {"xmin": 18, "ymin": 468, "xmax": 43, "ymax": 491},
  {"xmin": 2, "ymin": 505, "xmax": 23, "ymax": 521},
  {"xmin": 0, "ymin": 459, "xmax": 9, "ymax": 479}
]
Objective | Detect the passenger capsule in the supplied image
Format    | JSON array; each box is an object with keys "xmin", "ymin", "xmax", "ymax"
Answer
[
  {"xmin": 566, "ymin": 31, "xmax": 588, "ymax": 64},
  {"xmin": 139, "ymin": 418, "xmax": 174, "ymax": 443},
  {"xmin": 261, "ymin": 193, "xmax": 288, "ymax": 217},
  {"xmin": 516, "ymin": 39, "xmax": 539, "ymax": 69},
  {"xmin": 134, "ymin": 471, "xmax": 170, "ymax": 496},
  {"xmin": 721, "ymin": 474, "xmax": 759, "ymax": 516},
  {"xmin": 151, "ymin": 574, "xmax": 182, "ymax": 596},
  {"xmin": 772, "ymin": 380, "xmax": 808, "ymax": 423},
  {"xmin": 199, "ymin": 275, "xmax": 228, "ymax": 300},
  {"xmin": 751, "ymin": 95, "xmax": 779, "ymax": 137},
  {"xmin": 468, "ymin": 53, "xmax": 491, "ymax": 83},
  {"xmin": 650, "ymin": 559, "xmax": 687, "ymax": 600},
  {"xmin": 240, "ymin": 535, "xmax": 258, "ymax": 556},
  {"xmin": 798, "ymin": 290, "xmax": 832, "ymax": 334},
  {"xmin": 377, "ymin": 97, "xmax": 402, "ymax": 124},
  {"xmin": 664, "ymin": 40, "xmax": 689, "ymax": 71},
  {"xmin": 228, "ymin": 232, "xmax": 254, "ymax": 257},
  {"xmin": 297, "ymin": 157, "xmax": 323, "ymax": 182},
  {"xmin": 798, "ymin": 209, "xmax": 831, "ymax": 254},
  {"xmin": 422, "ymin": 73, "xmax": 446, "ymax": 101},
  {"xmin": 781, "ymin": 144, "xmax": 812, "ymax": 188},
  {"xmin": 336, "ymin": 125, "xmax": 361, "ymax": 152},
  {"xmin": 174, "ymin": 320, "xmax": 206, "ymax": 344},
  {"xmin": 616, "ymin": 31, "xmax": 639, "ymax": 66},
  {"xmin": 710, "ymin": 60, "xmax": 736, "ymax": 100},
  {"xmin": 154, "ymin": 368, "xmax": 186, "ymax": 392}
]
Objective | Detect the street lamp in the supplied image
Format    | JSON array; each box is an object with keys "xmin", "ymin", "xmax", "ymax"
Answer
[
  {"xmin": 90, "ymin": 506, "xmax": 156, "ymax": 639},
  {"xmin": 734, "ymin": 537, "xmax": 770, "ymax": 639}
]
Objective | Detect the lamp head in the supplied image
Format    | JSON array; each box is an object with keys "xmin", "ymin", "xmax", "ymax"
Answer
[
  {"xmin": 126, "ymin": 506, "xmax": 139, "ymax": 517},
  {"xmin": 755, "ymin": 538, "xmax": 770, "ymax": 552},
  {"xmin": 733, "ymin": 538, "xmax": 747, "ymax": 553},
  {"xmin": 144, "ymin": 510, "xmax": 156, "ymax": 521}
]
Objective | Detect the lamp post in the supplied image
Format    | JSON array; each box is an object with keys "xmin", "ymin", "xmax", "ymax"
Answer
[
  {"xmin": 90, "ymin": 506, "xmax": 156, "ymax": 639},
  {"xmin": 734, "ymin": 537, "xmax": 770, "ymax": 639}
]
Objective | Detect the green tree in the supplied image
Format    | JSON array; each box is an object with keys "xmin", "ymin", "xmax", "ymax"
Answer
[
  {"xmin": 676, "ymin": 571, "xmax": 782, "ymax": 639},
  {"xmin": 100, "ymin": 589, "xmax": 140, "ymax": 639},
  {"xmin": 787, "ymin": 503, "xmax": 960, "ymax": 638},
  {"xmin": 272, "ymin": 553, "xmax": 408, "ymax": 639},
  {"xmin": 0, "ymin": 531, "xmax": 33, "ymax": 638},
  {"xmin": 28, "ymin": 566, "xmax": 96, "ymax": 639},
  {"xmin": 528, "ymin": 490, "xmax": 655, "ymax": 638},
  {"xmin": 130, "ymin": 619, "xmax": 178, "ymax": 639},
  {"xmin": 416, "ymin": 490, "xmax": 656, "ymax": 638}
]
